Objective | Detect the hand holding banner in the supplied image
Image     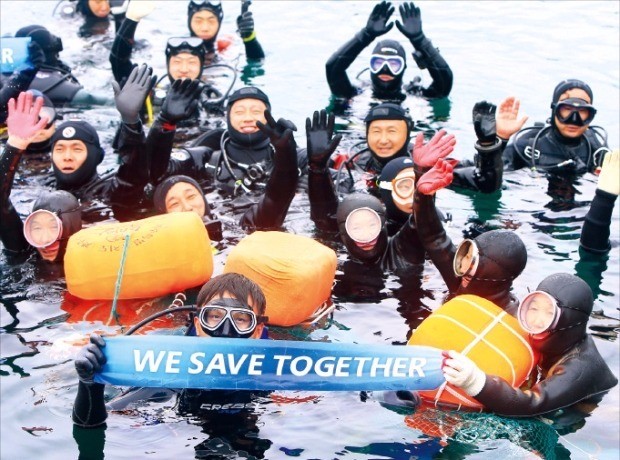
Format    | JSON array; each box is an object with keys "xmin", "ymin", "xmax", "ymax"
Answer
[{"xmin": 94, "ymin": 336, "xmax": 445, "ymax": 392}]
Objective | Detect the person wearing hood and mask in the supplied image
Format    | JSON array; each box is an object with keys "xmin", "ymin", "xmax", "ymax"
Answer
[
  {"xmin": 9, "ymin": 25, "xmax": 109, "ymax": 107},
  {"xmin": 443, "ymin": 273, "xmax": 618, "ymax": 417},
  {"xmin": 187, "ymin": 0, "xmax": 265, "ymax": 64},
  {"xmin": 0, "ymin": 91, "xmax": 81, "ymax": 262},
  {"xmin": 411, "ymin": 142, "xmax": 528, "ymax": 312},
  {"xmin": 498, "ymin": 79, "xmax": 609, "ymax": 176},
  {"xmin": 326, "ymin": 1, "xmax": 452, "ymax": 105}
]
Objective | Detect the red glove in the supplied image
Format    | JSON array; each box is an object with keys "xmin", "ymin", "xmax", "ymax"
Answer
[
  {"xmin": 412, "ymin": 129, "xmax": 457, "ymax": 168},
  {"xmin": 7, "ymin": 91, "xmax": 47, "ymax": 149},
  {"xmin": 416, "ymin": 158, "xmax": 457, "ymax": 195}
]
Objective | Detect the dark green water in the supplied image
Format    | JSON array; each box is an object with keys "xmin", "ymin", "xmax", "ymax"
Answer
[{"xmin": 1, "ymin": 1, "xmax": 618, "ymax": 459}]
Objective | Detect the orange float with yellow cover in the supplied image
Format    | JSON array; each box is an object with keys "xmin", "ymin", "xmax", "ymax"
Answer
[
  {"xmin": 408, "ymin": 294, "xmax": 537, "ymax": 410},
  {"xmin": 223, "ymin": 231, "xmax": 337, "ymax": 327},
  {"xmin": 65, "ymin": 212, "xmax": 213, "ymax": 300}
]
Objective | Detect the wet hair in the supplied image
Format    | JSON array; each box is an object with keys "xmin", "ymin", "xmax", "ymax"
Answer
[{"xmin": 196, "ymin": 273, "xmax": 267, "ymax": 315}]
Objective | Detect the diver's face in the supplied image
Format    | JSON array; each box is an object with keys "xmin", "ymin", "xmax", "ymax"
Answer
[
  {"xmin": 193, "ymin": 292, "xmax": 264, "ymax": 339},
  {"xmin": 391, "ymin": 168, "xmax": 416, "ymax": 213},
  {"xmin": 345, "ymin": 208, "xmax": 382, "ymax": 251},
  {"xmin": 31, "ymin": 210, "xmax": 62, "ymax": 262},
  {"xmin": 52, "ymin": 140, "xmax": 88, "ymax": 173},
  {"xmin": 229, "ymin": 99, "xmax": 267, "ymax": 134},
  {"xmin": 88, "ymin": 0, "xmax": 110, "ymax": 18},
  {"xmin": 458, "ymin": 245, "xmax": 474, "ymax": 275},
  {"xmin": 32, "ymin": 123, "xmax": 56, "ymax": 144},
  {"xmin": 164, "ymin": 182, "xmax": 206, "ymax": 217},
  {"xmin": 367, "ymin": 119, "xmax": 408, "ymax": 158},
  {"xmin": 524, "ymin": 296, "xmax": 556, "ymax": 339},
  {"xmin": 190, "ymin": 10, "xmax": 220, "ymax": 40},
  {"xmin": 554, "ymin": 88, "xmax": 591, "ymax": 138},
  {"xmin": 168, "ymin": 52, "xmax": 202, "ymax": 80}
]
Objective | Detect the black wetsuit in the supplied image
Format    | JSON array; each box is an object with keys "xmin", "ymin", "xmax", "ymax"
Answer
[
  {"xmin": 120, "ymin": 120, "xmax": 308, "ymax": 231},
  {"xmin": 326, "ymin": 30, "xmax": 452, "ymax": 102},
  {"xmin": 503, "ymin": 124, "xmax": 608, "ymax": 175},
  {"xmin": 0, "ymin": 67, "xmax": 39, "ymax": 124}
]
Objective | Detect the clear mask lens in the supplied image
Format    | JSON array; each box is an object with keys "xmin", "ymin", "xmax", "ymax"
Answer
[
  {"xmin": 167, "ymin": 37, "xmax": 204, "ymax": 51},
  {"xmin": 370, "ymin": 54, "xmax": 405, "ymax": 75},
  {"xmin": 517, "ymin": 291, "xmax": 561, "ymax": 334},
  {"xmin": 345, "ymin": 207, "xmax": 382, "ymax": 244},
  {"xmin": 23, "ymin": 209, "xmax": 63, "ymax": 248},
  {"xmin": 191, "ymin": 0, "xmax": 221, "ymax": 6},
  {"xmin": 199, "ymin": 303, "xmax": 257, "ymax": 335},
  {"xmin": 453, "ymin": 239, "xmax": 479, "ymax": 277},
  {"xmin": 39, "ymin": 106, "xmax": 57, "ymax": 129},
  {"xmin": 555, "ymin": 99, "xmax": 596, "ymax": 125}
]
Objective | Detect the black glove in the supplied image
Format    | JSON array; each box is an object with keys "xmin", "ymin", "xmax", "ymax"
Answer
[
  {"xmin": 237, "ymin": 1, "xmax": 255, "ymax": 40},
  {"xmin": 27, "ymin": 41, "xmax": 45, "ymax": 69},
  {"xmin": 111, "ymin": 64, "xmax": 156, "ymax": 124},
  {"xmin": 306, "ymin": 110, "xmax": 342, "ymax": 173},
  {"xmin": 395, "ymin": 2, "xmax": 424, "ymax": 43},
  {"xmin": 472, "ymin": 101, "xmax": 497, "ymax": 145},
  {"xmin": 257, "ymin": 110, "xmax": 298, "ymax": 172},
  {"xmin": 160, "ymin": 78, "xmax": 203, "ymax": 124},
  {"xmin": 75, "ymin": 333, "xmax": 106, "ymax": 385},
  {"xmin": 365, "ymin": 1, "xmax": 395, "ymax": 39}
]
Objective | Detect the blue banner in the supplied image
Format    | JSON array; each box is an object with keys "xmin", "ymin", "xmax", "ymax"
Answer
[
  {"xmin": 1, "ymin": 37, "xmax": 32, "ymax": 74},
  {"xmin": 95, "ymin": 336, "xmax": 445, "ymax": 391}
]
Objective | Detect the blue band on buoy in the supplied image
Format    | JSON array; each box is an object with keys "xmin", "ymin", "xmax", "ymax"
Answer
[
  {"xmin": 94, "ymin": 336, "xmax": 445, "ymax": 391},
  {"xmin": 1, "ymin": 37, "xmax": 32, "ymax": 74}
]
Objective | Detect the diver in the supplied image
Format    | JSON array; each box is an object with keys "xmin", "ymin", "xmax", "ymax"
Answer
[
  {"xmin": 145, "ymin": 85, "xmax": 306, "ymax": 200},
  {"xmin": 110, "ymin": 0, "xmax": 239, "ymax": 124},
  {"xmin": 2, "ymin": 68, "xmax": 155, "ymax": 222},
  {"xmin": 411, "ymin": 148, "xmax": 528, "ymax": 312},
  {"xmin": 72, "ymin": 273, "xmax": 273, "ymax": 459},
  {"xmin": 326, "ymin": 1, "xmax": 452, "ymax": 106},
  {"xmin": 442, "ymin": 273, "xmax": 618, "ymax": 417},
  {"xmin": 7, "ymin": 25, "xmax": 110, "ymax": 106},
  {"xmin": 498, "ymin": 79, "xmax": 610, "ymax": 176},
  {"xmin": 187, "ymin": 0, "xmax": 265, "ymax": 64},
  {"xmin": 54, "ymin": 0, "xmax": 128, "ymax": 38}
]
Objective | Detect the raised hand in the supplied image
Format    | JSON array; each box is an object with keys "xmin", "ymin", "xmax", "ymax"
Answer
[
  {"xmin": 416, "ymin": 158, "xmax": 457, "ymax": 195},
  {"xmin": 7, "ymin": 91, "xmax": 48, "ymax": 149},
  {"xmin": 412, "ymin": 129, "xmax": 456, "ymax": 168},
  {"xmin": 111, "ymin": 64, "xmax": 156, "ymax": 124},
  {"xmin": 496, "ymin": 96, "xmax": 528, "ymax": 140},
  {"xmin": 125, "ymin": 0, "xmax": 155, "ymax": 22},
  {"xmin": 472, "ymin": 101, "xmax": 497, "ymax": 145},
  {"xmin": 257, "ymin": 110, "xmax": 298, "ymax": 171},
  {"xmin": 237, "ymin": 1, "xmax": 256, "ymax": 40},
  {"xmin": 160, "ymin": 79, "xmax": 204, "ymax": 124},
  {"xmin": 306, "ymin": 110, "xmax": 342, "ymax": 173},
  {"xmin": 597, "ymin": 149, "xmax": 619, "ymax": 196},
  {"xmin": 395, "ymin": 2, "xmax": 423, "ymax": 42},
  {"xmin": 365, "ymin": 1, "xmax": 395, "ymax": 39},
  {"xmin": 75, "ymin": 333, "xmax": 106, "ymax": 385}
]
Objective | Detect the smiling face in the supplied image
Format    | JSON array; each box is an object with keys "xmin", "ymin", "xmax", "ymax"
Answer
[
  {"xmin": 164, "ymin": 181, "xmax": 206, "ymax": 217},
  {"xmin": 367, "ymin": 119, "xmax": 408, "ymax": 158},
  {"xmin": 554, "ymin": 88, "xmax": 592, "ymax": 138},
  {"xmin": 88, "ymin": 0, "xmax": 110, "ymax": 18},
  {"xmin": 168, "ymin": 52, "xmax": 202, "ymax": 80},
  {"xmin": 190, "ymin": 10, "xmax": 220, "ymax": 40},
  {"xmin": 52, "ymin": 140, "xmax": 88, "ymax": 173},
  {"xmin": 345, "ymin": 208, "xmax": 382, "ymax": 251},
  {"xmin": 228, "ymin": 99, "xmax": 267, "ymax": 134},
  {"xmin": 391, "ymin": 168, "xmax": 416, "ymax": 213}
]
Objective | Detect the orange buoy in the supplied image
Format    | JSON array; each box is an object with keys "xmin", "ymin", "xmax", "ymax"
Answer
[
  {"xmin": 65, "ymin": 212, "xmax": 213, "ymax": 300},
  {"xmin": 223, "ymin": 231, "xmax": 337, "ymax": 326},
  {"xmin": 408, "ymin": 294, "xmax": 537, "ymax": 410}
]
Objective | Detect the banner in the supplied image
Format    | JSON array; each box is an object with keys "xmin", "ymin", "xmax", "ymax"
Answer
[
  {"xmin": 1, "ymin": 37, "xmax": 31, "ymax": 74},
  {"xmin": 95, "ymin": 336, "xmax": 445, "ymax": 391}
]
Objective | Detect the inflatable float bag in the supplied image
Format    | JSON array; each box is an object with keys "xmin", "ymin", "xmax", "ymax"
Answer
[
  {"xmin": 223, "ymin": 231, "xmax": 337, "ymax": 326},
  {"xmin": 408, "ymin": 295, "xmax": 536, "ymax": 410},
  {"xmin": 65, "ymin": 213, "xmax": 213, "ymax": 300}
]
